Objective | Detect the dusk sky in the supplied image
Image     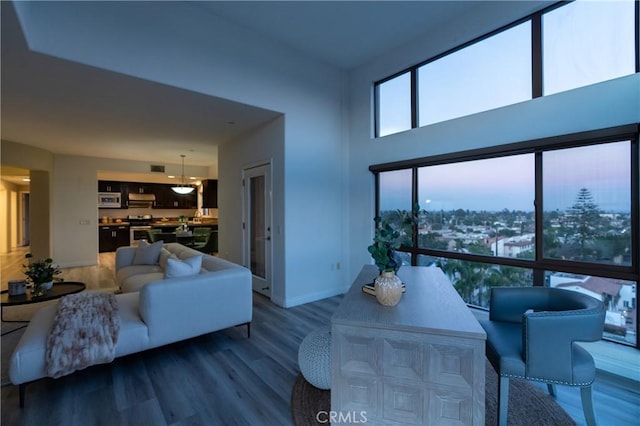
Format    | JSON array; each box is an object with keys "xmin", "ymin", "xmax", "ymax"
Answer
[{"xmin": 381, "ymin": 140, "xmax": 631, "ymax": 213}]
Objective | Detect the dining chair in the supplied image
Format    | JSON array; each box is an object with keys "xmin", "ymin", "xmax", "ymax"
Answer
[
  {"xmin": 146, "ymin": 229, "xmax": 162, "ymax": 243},
  {"xmin": 193, "ymin": 227, "xmax": 212, "ymax": 243},
  {"xmin": 194, "ymin": 230, "xmax": 218, "ymax": 254},
  {"xmin": 479, "ymin": 286, "xmax": 605, "ymax": 426}
]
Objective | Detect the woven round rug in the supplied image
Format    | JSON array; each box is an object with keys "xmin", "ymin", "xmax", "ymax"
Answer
[{"xmin": 291, "ymin": 362, "xmax": 577, "ymax": 426}]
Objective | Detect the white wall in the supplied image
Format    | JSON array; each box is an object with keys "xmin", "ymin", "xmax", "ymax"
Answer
[
  {"xmin": 29, "ymin": 169, "xmax": 50, "ymax": 261},
  {"xmin": 51, "ymin": 155, "xmax": 98, "ymax": 266},
  {"xmin": 13, "ymin": 2, "xmax": 349, "ymax": 306},
  {"xmin": 220, "ymin": 117, "xmax": 285, "ymax": 304}
]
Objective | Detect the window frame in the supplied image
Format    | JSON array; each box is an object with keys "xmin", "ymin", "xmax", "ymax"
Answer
[
  {"xmin": 374, "ymin": 1, "xmax": 640, "ymax": 137},
  {"xmin": 369, "ymin": 124, "xmax": 639, "ymax": 347}
]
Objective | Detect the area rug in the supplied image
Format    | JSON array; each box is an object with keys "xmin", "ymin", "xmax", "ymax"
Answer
[{"xmin": 291, "ymin": 362, "xmax": 576, "ymax": 426}]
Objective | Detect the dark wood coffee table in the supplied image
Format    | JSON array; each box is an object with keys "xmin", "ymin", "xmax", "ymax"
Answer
[{"xmin": 1, "ymin": 282, "xmax": 86, "ymax": 335}]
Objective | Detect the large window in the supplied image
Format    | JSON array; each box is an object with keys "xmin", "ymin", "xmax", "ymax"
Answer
[
  {"xmin": 375, "ymin": 0, "xmax": 638, "ymax": 137},
  {"xmin": 543, "ymin": 0, "xmax": 636, "ymax": 95},
  {"xmin": 418, "ymin": 22, "xmax": 531, "ymax": 126},
  {"xmin": 544, "ymin": 271, "xmax": 636, "ymax": 344},
  {"xmin": 370, "ymin": 126, "xmax": 639, "ymax": 347},
  {"xmin": 376, "ymin": 72, "xmax": 412, "ymax": 137},
  {"xmin": 379, "ymin": 169, "xmax": 412, "ymax": 213},
  {"xmin": 543, "ymin": 142, "xmax": 631, "ymax": 266},
  {"xmin": 418, "ymin": 155, "xmax": 534, "ymax": 258},
  {"xmin": 419, "ymin": 255, "xmax": 533, "ymax": 309}
]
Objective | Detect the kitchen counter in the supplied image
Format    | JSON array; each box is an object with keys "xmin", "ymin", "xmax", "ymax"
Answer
[
  {"xmin": 152, "ymin": 220, "xmax": 218, "ymax": 227},
  {"xmin": 98, "ymin": 222, "xmax": 130, "ymax": 227}
]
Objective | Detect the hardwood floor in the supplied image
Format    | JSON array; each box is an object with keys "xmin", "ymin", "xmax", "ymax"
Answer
[
  {"xmin": 1, "ymin": 248, "xmax": 638, "ymax": 425},
  {"xmin": 1, "ymin": 247, "xmax": 118, "ymax": 293}
]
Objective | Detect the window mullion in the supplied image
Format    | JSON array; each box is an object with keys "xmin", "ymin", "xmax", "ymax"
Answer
[
  {"xmin": 636, "ymin": 0, "xmax": 640, "ymax": 73},
  {"xmin": 410, "ymin": 69, "xmax": 418, "ymax": 129},
  {"xmin": 411, "ymin": 167, "xmax": 419, "ymax": 265},
  {"xmin": 532, "ymin": 13, "xmax": 543, "ymax": 98}
]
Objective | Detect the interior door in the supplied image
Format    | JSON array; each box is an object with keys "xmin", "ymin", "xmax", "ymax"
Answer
[{"xmin": 243, "ymin": 164, "xmax": 272, "ymax": 297}]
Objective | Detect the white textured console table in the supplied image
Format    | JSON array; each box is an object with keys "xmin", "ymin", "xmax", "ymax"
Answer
[{"xmin": 331, "ymin": 265, "xmax": 486, "ymax": 426}]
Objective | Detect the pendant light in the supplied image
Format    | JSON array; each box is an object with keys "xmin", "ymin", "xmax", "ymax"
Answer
[{"xmin": 171, "ymin": 154, "xmax": 195, "ymax": 194}]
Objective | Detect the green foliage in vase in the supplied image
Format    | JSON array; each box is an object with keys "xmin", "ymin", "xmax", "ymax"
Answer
[
  {"xmin": 23, "ymin": 253, "xmax": 63, "ymax": 285},
  {"xmin": 368, "ymin": 204, "xmax": 418, "ymax": 272}
]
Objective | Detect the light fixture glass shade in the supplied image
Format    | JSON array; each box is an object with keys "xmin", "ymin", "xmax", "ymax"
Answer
[
  {"xmin": 171, "ymin": 186, "xmax": 195, "ymax": 194},
  {"xmin": 171, "ymin": 154, "xmax": 195, "ymax": 194}
]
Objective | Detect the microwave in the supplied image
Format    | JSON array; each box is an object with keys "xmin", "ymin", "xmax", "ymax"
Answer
[{"xmin": 98, "ymin": 192, "xmax": 122, "ymax": 208}]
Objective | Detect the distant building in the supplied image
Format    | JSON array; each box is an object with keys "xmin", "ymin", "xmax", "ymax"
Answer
[
  {"xmin": 486, "ymin": 234, "xmax": 534, "ymax": 257},
  {"xmin": 551, "ymin": 275, "xmax": 635, "ymax": 336}
]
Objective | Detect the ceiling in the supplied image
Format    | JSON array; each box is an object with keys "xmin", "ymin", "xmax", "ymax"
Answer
[{"xmin": 1, "ymin": 1, "xmax": 550, "ymax": 183}]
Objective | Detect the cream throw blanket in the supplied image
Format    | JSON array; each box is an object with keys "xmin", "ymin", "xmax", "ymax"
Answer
[{"xmin": 46, "ymin": 293, "xmax": 120, "ymax": 379}]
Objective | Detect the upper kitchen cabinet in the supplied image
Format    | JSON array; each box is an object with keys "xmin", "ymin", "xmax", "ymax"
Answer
[
  {"xmin": 98, "ymin": 180, "xmax": 122, "ymax": 193},
  {"xmin": 153, "ymin": 184, "xmax": 196, "ymax": 209},
  {"xmin": 120, "ymin": 182, "xmax": 159, "ymax": 209},
  {"xmin": 126, "ymin": 182, "xmax": 157, "ymax": 194},
  {"xmin": 171, "ymin": 187, "xmax": 197, "ymax": 209},
  {"xmin": 153, "ymin": 184, "xmax": 172, "ymax": 209},
  {"xmin": 202, "ymin": 179, "xmax": 218, "ymax": 208},
  {"xmin": 98, "ymin": 181, "xmax": 196, "ymax": 209}
]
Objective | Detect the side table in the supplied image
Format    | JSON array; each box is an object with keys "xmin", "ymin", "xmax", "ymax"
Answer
[{"xmin": 1, "ymin": 282, "xmax": 86, "ymax": 335}]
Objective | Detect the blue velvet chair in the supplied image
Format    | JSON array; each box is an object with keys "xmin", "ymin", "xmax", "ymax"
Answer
[{"xmin": 479, "ymin": 287, "xmax": 605, "ymax": 426}]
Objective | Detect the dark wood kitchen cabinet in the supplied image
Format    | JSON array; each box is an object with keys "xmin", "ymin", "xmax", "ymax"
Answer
[
  {"xmin": 153, "ymin": 184, "xmax": 196, "ymax": 209},
  {"xmin": 98, "ymin": 180, "xmax": 122, "ymax": 193},
  {"xmin": 126, "ymin": 182, "xmax": 156, "ymax": 195},
  {"xmin": 99, "ymin": 225, "xmax": 130, "ymax": 252},
  {"xmin": 152, "ymin": 184, "xmax": 172, "ymax": 209},
  {"xmin": 201, "ymin": 179, "xmax": 218, "ymax": 208},
  {"xmin": 99, "ymin": 181, "xmax": 197, "ymax": 210},
  {"xmin": 174, "ymin": 189, "xmax": 197, "ymax": 209}
]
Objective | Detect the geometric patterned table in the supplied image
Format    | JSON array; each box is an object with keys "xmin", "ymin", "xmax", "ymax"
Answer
[{"xmin": 331, "ymin": 266, "xmax": 486, "ymax": 425}]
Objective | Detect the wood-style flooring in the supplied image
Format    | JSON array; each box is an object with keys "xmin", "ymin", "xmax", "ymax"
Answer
[{"xmin": 1, "ymin": 248, "xmax": 638, "ymax": 425}]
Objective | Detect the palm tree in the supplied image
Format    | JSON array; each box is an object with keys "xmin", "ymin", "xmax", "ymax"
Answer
[{"xmin": 439, "ymin": 259, "xmax": 486, "ymax": 306}]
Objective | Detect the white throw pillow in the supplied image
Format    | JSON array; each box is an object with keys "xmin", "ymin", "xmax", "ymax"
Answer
[
  {"xmin": 132, "ymin": 240, "xmax": 164, "ymax": 265},
  {"xmin": 158, "ymin": 248, "xmax": 172, "ymax": 269},
  {"xmin": 164, "ymin": 254, "xmax": 203, "ymax": 278}
]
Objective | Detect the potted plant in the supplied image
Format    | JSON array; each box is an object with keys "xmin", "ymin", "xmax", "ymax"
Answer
[
  {"xmin": 367, "ymin": 206, "xmax": 416, "ymax": 306},
  {"xmin": 23, "ymin": 253, "xmax": 63, "ymax": 296}
]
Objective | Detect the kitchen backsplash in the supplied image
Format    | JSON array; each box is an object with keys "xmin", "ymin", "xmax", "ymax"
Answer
[{"xmin": 98, "ymin": 208, "xmax": 219, "ymax": 220}]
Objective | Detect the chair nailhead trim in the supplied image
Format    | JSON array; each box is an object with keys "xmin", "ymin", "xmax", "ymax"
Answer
[{"xmin": 500, "ymin": 373, "xmax": 593, "ymax": 387}]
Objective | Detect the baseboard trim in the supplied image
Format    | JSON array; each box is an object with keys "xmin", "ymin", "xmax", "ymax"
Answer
[
  {"xmin": 57, "ymin": 260, "xmax": 97, "ymax": 268},
  {"xmin": 281, "ymin": 287, "xmax": 347, "ymax": 308}
]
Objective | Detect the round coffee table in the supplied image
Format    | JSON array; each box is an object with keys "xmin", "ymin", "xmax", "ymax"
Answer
[{"xmin": 1, "ymin": 282, "xmax": 86, "ymax": 335}]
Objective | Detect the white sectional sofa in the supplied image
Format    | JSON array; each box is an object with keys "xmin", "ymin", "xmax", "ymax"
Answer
[{"xmin": 9, "ymin": 242, "xmax": 253, "ymax": 407}]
